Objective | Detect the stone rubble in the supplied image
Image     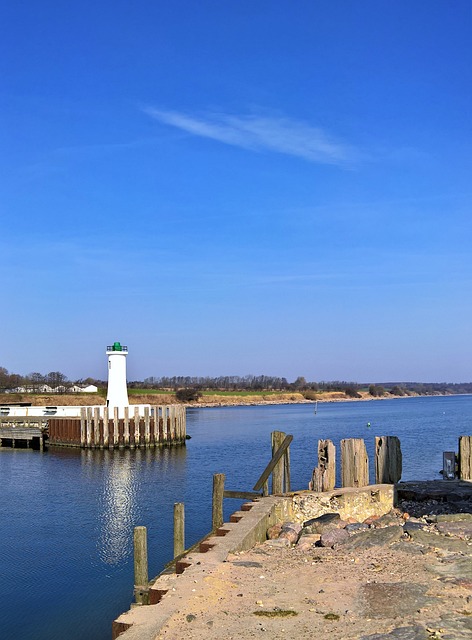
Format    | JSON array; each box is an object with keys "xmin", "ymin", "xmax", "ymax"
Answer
[{"xmin": 264, "ymin": 500, "xmax": 472, "ymax": 639}]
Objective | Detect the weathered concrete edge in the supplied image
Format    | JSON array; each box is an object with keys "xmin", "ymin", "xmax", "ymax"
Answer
[
  {"xmin": 112, "ymin": 484, "xmax": 394, "ymax": 640},
  {"xmin": 112, "ymin": 496, "xmax": 285, "ymax": 640}
]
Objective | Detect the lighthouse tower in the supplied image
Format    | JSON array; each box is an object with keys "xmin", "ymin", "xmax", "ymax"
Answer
[{"xmin": 106, "ymin": 342, "xmax": 129, "ymax": 414}]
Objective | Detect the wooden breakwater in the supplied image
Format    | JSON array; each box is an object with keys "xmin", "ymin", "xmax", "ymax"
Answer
[
  {"xmin": 48, "ymin": 405, "xmax": 186, "ymax": 449},
  {"xmin": 310, "ymin": 434, "xmax": 472, "ymax": 488},
  {"xmin": 0, "ymin": 406, "xmax": 186, "ymax": 449}
]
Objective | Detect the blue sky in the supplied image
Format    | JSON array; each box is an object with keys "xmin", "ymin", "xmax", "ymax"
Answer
[{"xmin": 2, "ymin": 1, "xmax": 471, "ymax": 383}]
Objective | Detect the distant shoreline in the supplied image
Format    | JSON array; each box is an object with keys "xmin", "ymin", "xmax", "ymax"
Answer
[
  {"xmin": 190, "ymin": 390, "xmax": 454, "ymax": 408},
  {"xmin": 0, "ymin": 390, "xmax": 457, "ymax": 410}
]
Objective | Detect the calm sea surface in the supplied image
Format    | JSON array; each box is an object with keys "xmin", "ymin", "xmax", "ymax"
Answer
[{"xmin": 0, "ymin": 395, "xmax": 470, "ymax": 639}]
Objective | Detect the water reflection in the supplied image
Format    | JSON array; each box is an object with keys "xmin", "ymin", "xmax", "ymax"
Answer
[
  {"xmin": 76, "ymin": 446, "xmax": 189, "ymax": 568},
  {"xmin": 96, "ymin": 451, "xmax": 138, "ymax": 566}
]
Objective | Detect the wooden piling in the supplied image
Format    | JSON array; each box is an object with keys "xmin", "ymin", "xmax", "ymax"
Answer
[
  {"xmin": 284, "ymin": 444, "xmax": 291, "ymax": 493},
  {"xmin": 134, "ymin": 407, "xmax": 140, "ymax": 446},
  {"xmin": 112, "ymin": 407, "xmax": 118, "ymax": 448},
  {"xmin": 124, "ymin": 406, "xmax": 130, "ymax": 445},
  {"xmin": 271, "ymin": 431, "xmax": 286, "ymax": 494},
  {"xmin": 144, "ymin": 406, "xmax": 150, "ymax": 446},
  {"xmin": 80, "ymin": 408, "xmax": 86, "ymax": 447},
  {"xmin": 375, "ymin": 436, "xmax": 402, "ymax": 484},
  {"xmin": 133, "ymin": 526, "xmax": 149, "ymax": 605},
  {"xmin": 86, "ymin": 407, "xmax": 93, "ymax": 448},
  {"xmin": 103, "ymin": 407, "xmax": 109, "ymax": 448},
  {"xmin": 212, "ymin": 473, "xmax": 225, "ymax": 530},
  {"xmin": 341, "ymin": 438, "xmax": 369, "ymax": 488},
  {"xmin": 93, "ymin": 407, "xmax": 100, "ymax": 448},
  {"xmin": 458, "ymin": 435, "xmax": 472, "ymax": 480},
  {"xmin": 311, "ymin": 439, "xmax": 336, "ymax": 491},
  {"xmin": 262, "ymin": 480, "xmax": 269, "ymax": 497},
  {"xmin": 173, "ymin": 502, "xmax": 185, "ymax": 558}
]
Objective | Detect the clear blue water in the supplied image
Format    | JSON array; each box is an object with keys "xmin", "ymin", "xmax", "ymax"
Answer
[{"xmin": 0, "ymin": 395, "xmax": 470, "ymax": 639}]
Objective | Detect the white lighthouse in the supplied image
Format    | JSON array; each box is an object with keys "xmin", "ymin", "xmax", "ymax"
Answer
[{"xmin": 106, "ymin": 342, "xmax": 129, "ymax": 414}]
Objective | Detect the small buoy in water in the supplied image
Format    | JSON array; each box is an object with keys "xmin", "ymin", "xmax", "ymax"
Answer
[{"xmin": 366, "ymin": 422, "xmax": 371, "ymax": 428}]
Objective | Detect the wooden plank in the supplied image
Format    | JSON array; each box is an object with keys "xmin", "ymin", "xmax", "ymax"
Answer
[
  {"xmin": 253, "ymin": 435, "xmax": 293, "ymax": 491},
  {"xmin": 223, "ymin": 490, "xmax": 262, "ymax": 500},
  {"xmin": 0, "ymin": 428, "xmax": 38, "ymax": 439}
]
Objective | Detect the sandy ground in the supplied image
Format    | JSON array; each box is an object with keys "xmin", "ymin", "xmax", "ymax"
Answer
[{"xmin": 155, "ymin": 523, "xmax": 472, "ymax": 640}]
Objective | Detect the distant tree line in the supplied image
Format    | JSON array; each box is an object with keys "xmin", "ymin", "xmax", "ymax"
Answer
[
  {"xmin": 0, "ymin": 366, "xmax": 101, "ymax": 393},
  {"xmin": 2, "ymin": 365, "xmax": 472, "ymax": 397},
  {"xmin": 136, "ymin": 376, "xmax": 472, "ymax": 396}
]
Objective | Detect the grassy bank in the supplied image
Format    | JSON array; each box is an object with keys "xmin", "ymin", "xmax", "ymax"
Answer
[{"xmin": 0, "ymin": 389, "xmax": 424, "ymax": 408}]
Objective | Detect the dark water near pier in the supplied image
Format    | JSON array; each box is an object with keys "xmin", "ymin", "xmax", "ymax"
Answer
[{"xmin": 0, "ymin": 396, "xmax": 470, "ymax": 639}]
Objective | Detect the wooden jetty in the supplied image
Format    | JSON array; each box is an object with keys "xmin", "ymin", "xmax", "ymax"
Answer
[
  {"xmin": 0, "ymin": 417, "xmax": 47, "ymax": 450},
  {"xmin": 0, "ymin": 405, "xmax": 186, "ymax": 450}
]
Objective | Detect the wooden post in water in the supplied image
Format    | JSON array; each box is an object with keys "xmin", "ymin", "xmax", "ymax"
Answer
[
  {"xmin": 173, "ymin": 406, "xmax": 179, "ymax": 442},
  {"xmin": 177, "ymin": 406, "xmax": 184, "ymax": 441},
  {"xmin": 113, "ymin": 407, "xmax": 119, "ymax": 448},
  {"xmin": 134, "ymin": 406, "xmax": 140, "ymax": 447},
  {"xmin": 133, "ymin": 526, "xmax": 149, "ymax": 604},
  {"xmin": 86, "ymin": 407, "xmax": 93, "ymax": 448},
  {"xmin": 158, "ymin": 406, "xmax": 165, "ymax": 443},
  {"xmin": 103, "ymin": 407, "xmax": 109, "ymax": 449},
  {"xmin": 311, "ymin": 439, "xmax": 336, "ymax": 491},
  {"xmin": 212, "ymin": 473, "xmax": 225, "ymax": 530},
  {"xmin": 172, "ymin": 405, "xmax": 176, "ymax": 440},
  {"xmin": 271, "ymin": 431, "xmax": 286, "ymax": 494},
  {"xmin": 144, "ymin": 406, "xmax": 150, "ymax": 447},
  {"xmin": 458, "ymin": 435, "xmax": 472, "ymax": 480},
  {"xmin": 341, "ymin": 438, "xmax": 369, "ymax": 488},
  {"xmin": 173, "ymin": 502, "xmax": 185, "ymax": 558},
  {"xmin": 80, "ymin": 408, "xmax": 86, "ymax": 447},
  {"xmin": 93, "ymin": 407, "xmax": 100, "ymax": 448},
  {"xmin": 169, "ymin": 404, "xmax": 175, "ymax": 442},
  {"xmin": 124, "ymin": 406, "xmax": 130, "ymax": 447},
  {"xmin": 375, "ymin": 436, "xmax": 402, "ymax": 484}
]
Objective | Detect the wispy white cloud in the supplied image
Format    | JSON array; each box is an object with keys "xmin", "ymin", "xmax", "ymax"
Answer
[{"xmin": 143, "ymin": 107, "xmax": 359, "ymax": 166}]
